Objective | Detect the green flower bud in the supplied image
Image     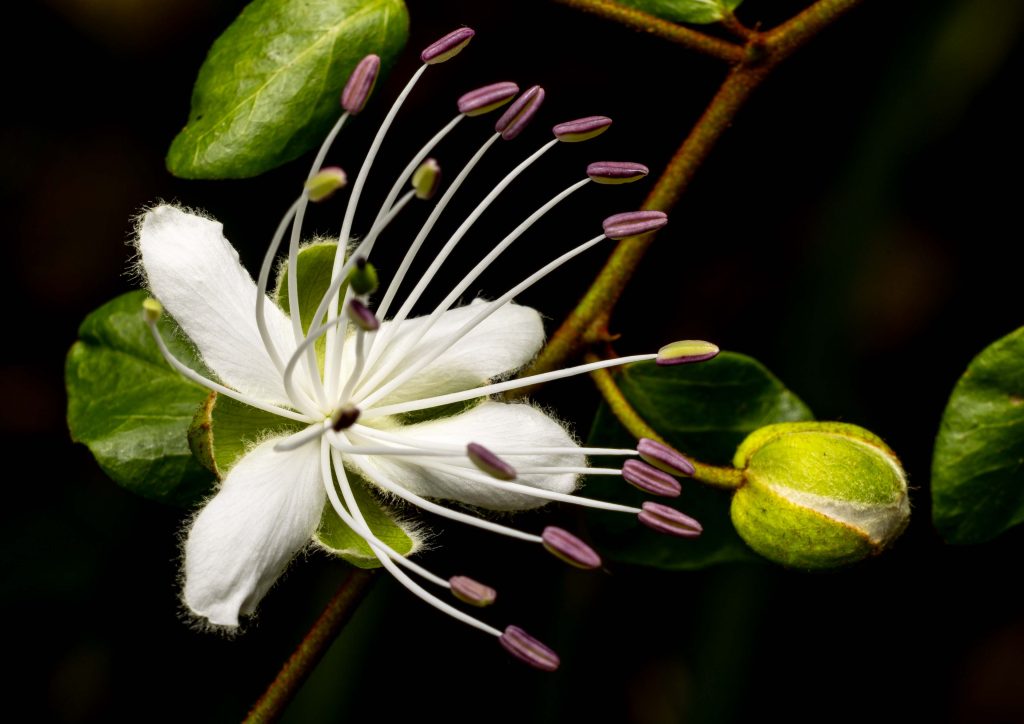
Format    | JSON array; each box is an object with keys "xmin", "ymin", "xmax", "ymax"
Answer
[{"xmin": 730, "ymin": 422, "xmax": 910, "ymax": 569}]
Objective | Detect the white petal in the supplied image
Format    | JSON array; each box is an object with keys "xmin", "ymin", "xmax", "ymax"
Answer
[
  {"xmin": 351, "ymin": 402, "xmax": 584, "ymax": 511},
  {"xmin": 352, "ymin": 300, "xmax": 544, "ymax": 408},
  {"xmin": 183, "ymin": 436, "xmax": 324, "ymax": 627},
  {"xmin": 137, "ymin": 205, "xmax": 296, "ymax": 406}
]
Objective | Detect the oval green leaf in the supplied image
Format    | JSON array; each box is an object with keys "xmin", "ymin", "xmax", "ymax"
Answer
[
  {"xmin": 587, "ymin": 352, "xmax": 813, "ymax": 569},
  {"xmin": 932, "ymin": 326, "xmax": 1024, "ymax": 544},
  {"xmin": 167, "ymin": 0, "xmax": 409, "ymax": 179},
  {"xmin": 66, "ymin": 291, "xmax": 215, "ymax": 506},
  {"xmin": 613, "ymin": 0, "xmax": 743, "ymax": 25}
]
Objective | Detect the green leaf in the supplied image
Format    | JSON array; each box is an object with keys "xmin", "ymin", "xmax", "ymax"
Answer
[
  {"xmin": 932, "ymin": 327, "xmax": 1024, "ymax": 544},
  {"xmin": 66, "ymin": 291, "xmax": 215, "ymax": 506},
  {"xmin": 613, "ymin": 0, "xmax": 743, "ymax": 25},
  {"xmin": 587, "ymin": 352, "xmax": 813, "ymax": 569},
  {"xmin": 314, "ymin": 468, "xmax": 418, "ymax": 569},
  {"xmin": 167, "ymin": 0, "xmax": 409, "ymax": 179}
]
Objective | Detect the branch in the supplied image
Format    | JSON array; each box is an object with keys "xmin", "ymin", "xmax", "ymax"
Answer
[
  {"xmin": 552, "ymin": 0, "xmax": 744, "ymax": 63},
  {"xmin": 244, "ymin": 568, "xmax": 376, "ymax": 723}
]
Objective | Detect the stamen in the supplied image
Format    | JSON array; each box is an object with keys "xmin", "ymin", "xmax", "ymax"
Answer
[
  {"xmin": 347, "ymin": 425, "xmax": 640, "ymax": 459},
  {"xmin": 602, "ymin": 209, "xmax": 668, "ymax": 239},
  {"xmin": 467, "ymin": 442, "xmax": 517, "ymax": 480},
  {"xmin": 449, "ymin": 576, "xmax": 497, "ymax": 607},
  {"xmin": 541, "ymin": 526, "xmax": 602, "ymax": 569},
  {"xmin": 552, "ymin": 116, "xmax": 612, "ymax": 143},
  {"xmin": 499, "ymin": 625, "xmax": 560, "ymax": 672},
  {"xmin": 348, "ymin": 257, "xmax": 379, "ymax": 296},
  {"xmin": 410, "ymin": 460, "xmax": 640, "ymax": 513},
  {"xmin": 370, "ymin": 132, "xmax": 502, "ymax": 332},
  {"xmin": 370, "ymin": 115, "xmax": 463, "ymax": 229},
  {"xmin": 656, "ymin": 340, "xmax": 720, "ymax": 366},
  {"xmin": 381, "ymin": 137, "xmax": 560, "ymax": 336},
  {"xmin": 412, "ymin": 158, "xmax": 442, "ymax": 200},
  {"xmin": 637, "ymin": 501, "xmax": 703, "ymax": 538},
  {"xmin": 347, "ymin": 299, "xmax": 380, "ymax": 331},
  {"xmin": 421, "ymin": 27, "xmax": 475, "ymax": 64},
  {"xmin": 304, "ymin": 166, "xmax": 347, "ymax": 201},
  {"xmin": 142, "ymin": 305, "xmax": 312, "ymax": 423},
  {"xmin": 587, "ymin": 161, "xmax": 649, "ymax": 185},
  {"xmin": 254, "ymin": 199, "xmax": 301, "ymax": 377},
  {"xmin": 457, "ymin": 81, "xmax": 519, "ymax": 116},
  {"xmin": 621, "ymin": 459, "xmax": 682, "ymax": 498},
  {"xmin": 637, "ymin": 438, "xmax": 695, "ymax": 476},
  {"xmin": 361, "ymin": 352, "xmax": 657, "ymax": 420},
  {"xmin": 358, "ymin": 240, "xmax": 648, "ymax": 415},
  {"xmin": 324, "ymin": 63, "xmax": 430, "ymax": 399},
  {"xmin": 341, "ymin": 54, "xmax": 381, "ymax": 115},
  {"xmin": 349, "ymin": 456, "xmax": 545, "ymax": 543},
  {"xmin": 274, "ymin": 421, "xmax": 330, "ymax": 452},
  {"xmin": 353, "ymin": 176, "xmax": 590, "ymax": 400},
  {"xmin": 325, "ymin": 445, "xmax": 501, "ymax": 636},
  {"xmin": 495, "ymin": 85, "xmax": 545, "ymax": 141},
  {"xmin": 324, "ymin": 444, "xmax": 448, "ymax": 586},
  {"xmin": 141, "ymin": 297, "xmax": 162, "ymax": 323}
]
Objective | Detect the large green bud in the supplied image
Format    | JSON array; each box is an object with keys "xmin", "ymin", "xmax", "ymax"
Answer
[{"xmin": 730, "ymin": 422, "xmax": 910, "ymax": 568}]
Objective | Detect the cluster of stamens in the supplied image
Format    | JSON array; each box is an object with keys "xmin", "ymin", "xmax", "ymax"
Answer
[{"xmin": 143, "ymin": 27, "xmax": 717, "ymax": 670}]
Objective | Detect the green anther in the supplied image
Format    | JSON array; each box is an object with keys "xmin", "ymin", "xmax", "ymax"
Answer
[
  {"xmin": 348, "ymin": 258, "xmax": 379, "ymax": 296},
  {"xmin": 142, "ymin": 298, "xmax": 163, "ymax": 323}
]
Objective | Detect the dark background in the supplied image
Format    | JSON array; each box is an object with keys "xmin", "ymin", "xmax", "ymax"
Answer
[{"xmin": 4, "ymin": 0, "xmax": 1023, "ymax": 721}]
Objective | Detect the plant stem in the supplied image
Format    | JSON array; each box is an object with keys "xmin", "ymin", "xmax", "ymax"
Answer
[
  {"xmin": 587, "ymin": 355, "xmax": 744, "ymax": 489},
  {"xmin": 528, "ymin": 0, "xmax": 866, "ymax": 378},
  {"xmin": 244, "ymin": 568, "xmax": 376, "ymax": 723},
  {"xmin": 552, "ymin": 0, "xmax": 744, "ymax": 63}
]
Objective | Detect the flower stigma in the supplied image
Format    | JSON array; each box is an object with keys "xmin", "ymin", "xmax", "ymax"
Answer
[{"xmin": 135, "ymin": 28, "xmax": 718, "ymax": 671}]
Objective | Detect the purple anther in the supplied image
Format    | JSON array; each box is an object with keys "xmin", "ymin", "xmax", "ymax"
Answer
[
  {"xmin": 346, "ymin": 299, "xmax": 380, "ymax": 331},
  {"xmin": 602, "ymin": 210, "xmax": 668, "ymax": 239},
  {"xmin": 622, "ymin": 459, "xmax": 682, "ymax": 498},
  {"xmin": 421, "ymin": 27, "xmax": 475, "ymax": 64},
  {"xmin": 331, "ymin": 405, "xmax": 361, "ymax": 432},
  {"xmin": 541, "ymin": 526, "xmax": 602, "ymax": 570},
  {"xmin": 467, "ymin": 442, "xmax": 517, "ymax": 481},
  {"xmin": 637, "ymin": 438, "xmax": 696, "ymax": 477},
  {"xmin": 495, "ymin": 85, "xmax": 545, "ymax": 141},
  {"xmin": 458, "ymin": 81, "xmax": 520, "ymax": 117},
  {"xmin": 449, "ymin": 575, "xmax": 497, "ymax": 607},
  {"xmin": 587, "ymin": 161, "xmax": 649, "ymax": 185},
  {"xmin": 638, "ymin": 501, "xmax": 703, "ymax": 538},
  {"xmin": 553, "ymin": 115, "xmax": 612, "ymax": 142},
  {"xmin": 655, "ymin": 340, "xmax": 720, "ymax": 366},
  {"xmin": 341, "ymin": 55, "xmax": 381, "ymax": 115},
  {"xmin": 499, "ymin": 625, "xmax": 560, "ymax": 672}
]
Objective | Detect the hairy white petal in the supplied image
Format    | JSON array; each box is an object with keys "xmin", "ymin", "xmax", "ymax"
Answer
[
  {"xmin": 351, "ymin": 300, "xmax": 544, "ymax": 407},
  {"xmin": 183, "ymin": 436, "xmax": 324, "ymax": 627},
  {"xmin": 352, "ymin": 402, "xmax": 583, "ymax": 510},
  {"xmin": 137, "ymin": 205, "xmax": 297, "ymax": 406}
]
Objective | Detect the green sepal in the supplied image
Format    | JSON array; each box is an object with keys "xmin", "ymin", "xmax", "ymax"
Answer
[
  {"xmin": 932, "ymin": 326, "xmax": 1024, "ymax": 544},
  {"xmin": 734, "ymin": 421, "xmax": 894, "ymax": 469},
  {"xmin": 166, "ymin": 0, "xmax": 409, "ymax": 179},
  {"xmin": 613, "ymin": 0, "xmax": 743, "ymax": 25},
  {"xmin": 65, "ymin": 290, "xmax": 215, "ymax": 506},
  {"xmin": 586, "ymin": 352, "xmax": 814, "ymax": 570},
  {"xmin": 275, "ymin": 241, "xmax": 344, "ymax": 334},
  {"xmin": 188, "ymin": 391, "xmax": 304, "ymax": 479},
  {"xmin": 314, "ymin": 468, "xmax": 419, "ymax": 569}
]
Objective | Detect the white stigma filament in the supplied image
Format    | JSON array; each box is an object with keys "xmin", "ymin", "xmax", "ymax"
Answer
[
  {"xmin": 322, "ymin": 442, "xmax": 502, "ymax": 637},
  {"xmin": 324, "ymin": 64, "xmax": 430, "ymax": 395},
  {"xmin": 144, "ymin": 318, "xmax": 312, "ymax": 423}
]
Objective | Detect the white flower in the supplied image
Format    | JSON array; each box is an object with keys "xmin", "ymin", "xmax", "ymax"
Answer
[{"xmin": 136, "ymin": 30, "xmax": 706, "ymax": 669}]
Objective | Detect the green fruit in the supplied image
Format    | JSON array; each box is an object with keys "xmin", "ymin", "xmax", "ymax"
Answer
[{"xmin": 730, "ymin": 422, "xmax": 910, "ymax": 568}]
